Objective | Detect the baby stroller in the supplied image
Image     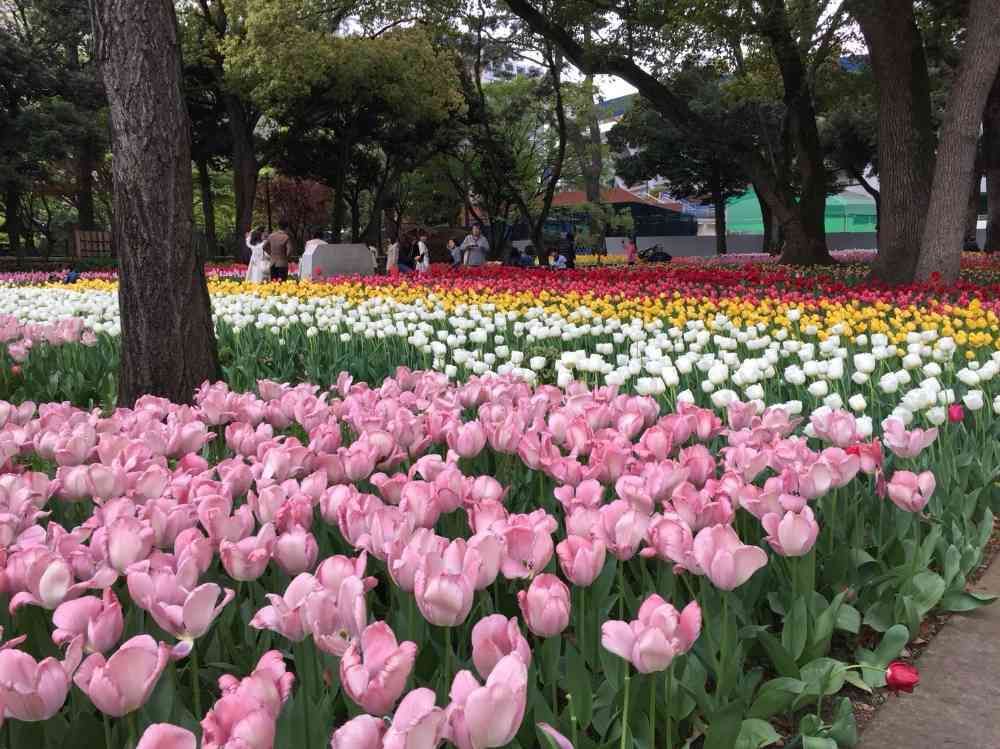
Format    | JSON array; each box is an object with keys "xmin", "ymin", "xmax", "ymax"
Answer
[{"xmin": 639, "ymin": 244, "xmax": 673, "ymax": 263}]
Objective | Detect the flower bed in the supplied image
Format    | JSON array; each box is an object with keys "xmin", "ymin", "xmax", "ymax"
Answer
[{"xmin": 0, "ymin": 256, "xmax": 998, "ymax": 748}]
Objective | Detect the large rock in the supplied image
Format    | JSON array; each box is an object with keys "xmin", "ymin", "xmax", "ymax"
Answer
[{"xmin": 299, "ymin": 242, "xmax": 375, "ymax": 279}]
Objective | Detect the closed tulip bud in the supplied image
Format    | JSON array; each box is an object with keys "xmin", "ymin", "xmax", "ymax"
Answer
[
  {"xmin": 885, "ymin": 661, "xmax": 920, "ymax": 693},
  {"xmin": 556, "ymin": 535, "xmax": 606, "ymax": 587},
  {"xmin": 471, "ymin": 615, "xmax": 532, "ymax": 680},
  {"xmin": 517, "ymin": 574, "xmax": 570, "ymax": 638},
  {"xmin": 274, "ymin": 526, "xmax": 318, "ymax": 576},
  {"xmin": 136, "ymin": 724, "xmax": 197, "ymax": 749},
  {"xmin": 220, "ymin": 523, "xmax": 276, "ymax": 582},
  {"xmin": 330, "ymin": 715, "xmax": 386, "ymax": 749}
]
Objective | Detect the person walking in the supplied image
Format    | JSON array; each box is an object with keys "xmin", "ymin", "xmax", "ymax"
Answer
[
  {"xmin": 266, "ymin": 220, "xmax": 293, "ymax": 282},
  {"xmin": 461, "ymin": 224, "xmax": 489, "ymax": 266}
]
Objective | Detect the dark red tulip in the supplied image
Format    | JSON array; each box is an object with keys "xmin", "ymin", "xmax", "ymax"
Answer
[{"xmin": 885, "ymin": 661, "xmax": 920, "ymax": 693}]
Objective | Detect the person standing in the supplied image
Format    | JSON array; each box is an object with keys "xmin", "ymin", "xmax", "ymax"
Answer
[
  {"xmin": 461, "ymin": 224, "xmax": 489, "ymax": 266},
  {"xmin": 564, "ymin": 230, "xmax": 577, "ymax": 269},
  {"xmin": 397, "ymin": 233, "xmax": 416, "ymax": 273},
  {"xmin": 447, "ymin": 238, "xmax": 462, "ymax": 267},
  {"xmin": 266, "ymin": 219, "xmax": 293, "ymax": 282},
  {"xmin": 386, "ymin": 237, "xmax": 400, "ymax": 276},
  {"xmin": 416, "ymin": 231, "xmax": 431, "ymax": 272},
  {"xmin": 624, "ymin": 234, "xmax": 638, "ymax": 265},
  {"xmin": 245, "ymin": 227, "xmax": 270, "ymax": 282}
]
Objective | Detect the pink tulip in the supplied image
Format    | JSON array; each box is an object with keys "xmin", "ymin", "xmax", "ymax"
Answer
[
  {"xmin": 414, "ymin": 540, "xmax": 479, "ymax": 627},
  {"xmin": 274, "ymin": 526, "xmax": 319, "ymax": 576},
  {"xmin": 399, "ymin": 480, "xmax": 443, "ymax": 529},
  {"xmin": 882, "ymin": 417, "xmax": 938, "ymax": 459},
  {"xmin": 128, "ymin": 570, "xmax": 234, "ymax": 656},
  {"xmin": 74, "ymin": 635, "xmax": 169, "ymax": 717},
  {"xmin": 105, "ymin": 516, "xmax": 156, "ymax": 573},
  {"xmin": 446, "ymin": 654, "xmax": 528, "ymax": 749},
  {"xmin": 304, "ymin": 575, "xmax": 367, "ymax": 656},
  {"xmin": 250, "ymin": 572, "xmax": 320, "ymax": 642},
  {"xmin": 538, "ymin": 723, "xmax": 575, "ymax": 749},
  {"xmin": 201, "ymin": 694, "xmax": 276, "ymax": 749},
  {"xmin": 500, "ymin": 511, "xmax": 556, "ymax": 580},
  {"xmin": 340, "ymin": 621, "xmax": 417, "ymax": 715},
  {"xmin": 692, "ymin": 525, "xmax": 768, "ymax": 590},
  {"xmin": 668, "ymin": 483, "xmax": 735, "ymax": 532},
  {"xmin": 810, "ymin": 410, "xmax": 859, "ymax": 448},
  {"xmin": 217, "ymin": 650, "xmax": 294, "ymax": 719},
  {"xmin": 0, "ymin": 636, "xmax": 81, "ymax": 722},
  {"xmin": 597, "ymin": 500, "xmax": 650, "ymax": 561},
  {"xmin": 846, "ymin": 438, "xmax": 884, "ymax": 475},
  {"xmin": 383, "ymin": 688, "xmax": 446, "ymax": 749},
  {"xmin": 316, "ymin": 552, "xmax": 378, "ymax": 593},
  {"xmin": 602, "ymin": 595, "xmax": 701, "ymax": 673},
  {"xmin": 554, "ymin": 480, "xmax": 604, "ymax": 511},
  {"xmin": 467, "ymin": 531, "xmax": 503, "ymax": 590},
  {"xmin": 330, "ymin": 715, "xmax": 387, "ymax": 749},
  {"xmin": 137, "ymin": 724, "xmax": 197, "ymax": 749},
  {"xmin": 556, "ymin": 535, "xmax": 606, "ymax": 587},
  {"xmin": 471, "ymin": 615, "xmax": 532, "ymax": 680},
  {"xmin": 447, "ymin": 422, "xmax": 487, "ymax": 459},
  {"xmin": 517, "ymin": 574, "xmax": 570, "ymax": 638},
  {"xmin": 389, "ymin": 528, "xmax": 448, "ymax": 592},
  {"xmin": 56, "ymin": 464, "xmax": 128, "ymax": 501},
  {"xmin": 886, "ymin": 470, "xmax": 936, "ymax": 513},
  {"xmin": 274, "ymin": 494, "xmax": 315, "ymax": 533},
  {"xmin": 52, "ymin": 588, "xmax": 123, "ymax": 654},
  {"xmin": 761, "ymin": 506, "xmax": 820, "ymax": 557},
  {"xmin": 678, "ymin": 445, "xmax": 716, "ymax": 487},
  {"xmin": 820, "ymin": 447, "xmax": 861, "ymax": 488},
  {"xmin": 220, "ymin": 523, "xmax": 276, "ymax": 581}
]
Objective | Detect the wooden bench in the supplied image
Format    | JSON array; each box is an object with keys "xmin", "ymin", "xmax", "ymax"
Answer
[{"xmin": 73, "ymin": 230, "xmax": 114, "ymax": 259}]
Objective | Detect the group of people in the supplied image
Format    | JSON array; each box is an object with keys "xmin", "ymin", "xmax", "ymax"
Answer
[
  {"xmin": 245, "ymin": 221, "xmax": 293, "ymax": 283},
  {"xmin": 387, "ymin": 224, "xmax": 492, "ymax": 274}
]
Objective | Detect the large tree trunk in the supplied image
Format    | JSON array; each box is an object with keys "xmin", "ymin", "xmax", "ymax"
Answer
[
  {"xmin": 963, "ymin": 152, "xmax": 983, "ymax": 250},
  {"xmin": 92, "ymin": 0, "xmax": 220, "ymax": 407},
  {"xmin": 77, "ymin": 136, "xmax": 97, "ymax": 230},
  {"xmin": 915, "ymin": 0, "xmax": 1000, "ymax": 282},
  {"xmin": 226, "ymin": 95, "xmax": 258, "ymax": 247},
  {"xmin": 3, "ymin": 183, "xmax": 22, "ymax": 258},
  {"xmin": 711, "ymin": 170, "xmax": 727, "ymax": 255},
  {"xmin": 197, "ymin": 157, "xmax": 217, "ymax": 250},
  {"xmin": 850, "ymin": 0, "xmax": 936, "ymax": 283},
  {"xmin": 755, "ymin": 185, "xmax": 776, "ymax": 254},
  {"xmin": 985, "ymin": 69, "xmax": 1000, "ymax": 253}
]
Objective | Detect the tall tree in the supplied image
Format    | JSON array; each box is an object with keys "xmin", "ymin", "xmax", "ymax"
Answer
[
  {"xmin": 500, "ymin": 0, "xmax": 843, "ymax": 265},
  {"xmin": 913, "ymin": 0, "xmax": 1000, "ymax": 280},
  {"xmin": 983, "ymin": 69, "xmax": 1000, "ymax": 252},
  {"xmin": 90, "ymin": 0, "xmax": 220, "ymax": 406}
]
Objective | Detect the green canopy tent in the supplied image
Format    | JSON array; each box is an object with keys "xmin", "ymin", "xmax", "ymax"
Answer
[{"xmin": 726, "ymin": 188, "xmax": 877, "ymax": 234}]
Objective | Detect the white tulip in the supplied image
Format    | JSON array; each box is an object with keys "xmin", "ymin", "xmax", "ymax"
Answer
[
  {"xmin": 925, "ymin": 406, "xmax": 946, "ymax": 426},
  {"xmin": 963, "ymin": 390, "xmax": 985, "ymax": 411},
  {"xmin": 848, "ymin": 394, "xmax": 867, "ymax": 412},
  {"xmin": 807, "ymin": 380, "xmax": 829, "ymax": 398}
]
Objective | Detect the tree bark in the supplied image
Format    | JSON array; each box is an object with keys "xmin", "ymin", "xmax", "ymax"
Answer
[
  {"xmin": 755, "ymin": 185, "xmax": 775, "ymax": 254},
  {"xmin": 77, "ymin": 136, "xmax": 97, "ymax": 230},
  {"xmin": 225, "ymin": 94, "xmax": 258, "ymax": 247},
  {"xmin": 984, "ymin": 69, "xmax": 1000, "ymax": 252},
  {"xmin": 849, "ymin": 0, "xmax": 936, "ymax": 283},
  {"xmin": 91, "ymin": 0, "xmax": 220, "ymax": 407},
  {"xmin": 3, "ymin": 184, "xmax": 22, "ymax": 258},
  {"xmin": 197, "ymin": 157, "xmax": 217, "ymax": 250},
  {"xmin": 963, "ymin": 152, "xmax": 983, "ymax": 250},
  {"xmin": 711, "ymin": 168, "xmax": 727, "ymax": 255},
  {"xmin": 915, "ymin": 0, "xmax": 1000, "ymax": 282}
]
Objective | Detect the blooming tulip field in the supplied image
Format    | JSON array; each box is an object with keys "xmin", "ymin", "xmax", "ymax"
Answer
[{"xmin": 1, "ymin": 253, "xmax": 999, "ymax": 749}]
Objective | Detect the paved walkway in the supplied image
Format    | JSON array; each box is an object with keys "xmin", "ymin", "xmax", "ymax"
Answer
[{"xmin": 858, "ymin": 558, "xmax": 1000, "ymax": 749}]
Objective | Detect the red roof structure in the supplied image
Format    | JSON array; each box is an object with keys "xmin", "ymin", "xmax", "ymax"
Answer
[{"xmin": 550, "ymin": 188, "xmax": 683, "ymax": 212}]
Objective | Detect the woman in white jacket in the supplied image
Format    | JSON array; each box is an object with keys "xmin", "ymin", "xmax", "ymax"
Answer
[{"xmin": 245, "ymin": 229, "xmax": 270, "ymax": 283}]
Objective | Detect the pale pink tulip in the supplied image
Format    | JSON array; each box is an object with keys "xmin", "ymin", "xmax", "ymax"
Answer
[
  {"xmin": 446, "ymin": 654, "xmax": 528, "ymax": 749},
  {"xmin": 340, "ymin": 621, "xmax": 417, "ymax": 715},
  {"xmin": 137, "ymin": 724, "xmax": 197, "ymax": 749},
  {"xmin": 201, "ymin": 694, "xmax": 276, "ymax": 749},
  {"xmin": 601, "ymin": 595, "xmax": 701, "ymax": 673},
  {"xmin": 471, "ymin": 615, "xmax": 532, "ymax": 680},
  {"xmin": 761, "ymin": 506, "xmax": 820, "ymax": 557},
  {"xmin": 304, "ymin": 575, "xmax": 367, "ymax": 657},
  {"xmin": 414, "ymin": 541, "xmax": 479, "ymax": 627},
  {"xmin": 52, "ymin": 588, "xmax": 123, "ymax": 654},
  {"xmin": 217, "ymin": 650, "xmax": 294, "ymax": 718},
  {"xmin": 383, "ymin": 688, "xmax": 445, "ymax": 749},
  {"xmin": 389, "ymin": 528, "xmax": 448, "ymax": 592},
  {"xmin": 500, "ymin": 512, "xmax": 556, "ymax": 580},
  {"xmin": 447, "ymin": 422, "xmax": 487, "ymax": 459},
  {"xmin": 220, "ymin": 523, "xmax": 276, "ymax": 582},
  {"xmin": 882, "ymin": 417, "xmax": 938, "ymax": 459},
  {"xmin": 330, "ymin": 715, "xmax": 386, "ymax": 749},
  {"xmin": 810, "ymin": 410, "xmax": 859, "ymax": 448},
  {"xmin": 274, "ymin": 526, "xmax": 319, "ymax": 576},
  {"xmin": 667, "ymin": 483, "xmax": 735, "ymax": 533},
  {"xmin": 400, "ymin": 480, "xmax": 443, "ymax": 529},
  {"xmin": 538, "ymin": 723, "xmax": 575, "ymax": 749},
  {"xmin": 692, "ymin": 525, "xmax": 768, "ymax": 590},
  {"xmin": 556, "ymin": 535, "xmax": 606, "ymax": 587},
  {"xmin": 74, "ymin": 635, "xmax": 169, "ymax": 717},
  {"xmin": 250, "ymin": 573, "xmax": 320, "ymax": 642},
  {"xmin": 886, "ymin": 470, "xmax": 936, "ymax": 513},
  {"xmin": 597, "ymin": 500, "xmax": 650, "ymax": 561},
  {"xmin": 0, "ymin": 636, "xmax": 81, "ymax": 722},
  {"xmin": 517, "ymin": 574, "xmax": 570, "ymax": 638}
]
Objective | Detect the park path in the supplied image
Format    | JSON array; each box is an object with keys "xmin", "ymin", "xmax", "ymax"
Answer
[{"xmin": 858, "ymin": 558, "xmax": 1000, "ymax": 749}]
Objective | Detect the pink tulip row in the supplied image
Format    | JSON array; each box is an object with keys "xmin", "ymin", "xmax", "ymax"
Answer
[
  {"xmin": 1, "ymin": 315, "xmax": 99, "ymax": 363},
  {"xmin": 0, "ymin": 368, "xmax": 940, "ymax": 746}
]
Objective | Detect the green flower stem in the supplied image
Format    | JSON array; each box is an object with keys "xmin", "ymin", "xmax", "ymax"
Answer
[
  {"xmin": 665, "ymin": 661, "xmax": 675, "ymax": 749},
  {"xmin": 191, "ymin": 644, "xmax": 202, "ymax": 720},
  {"xmin": 620, "ymin": 674, "xmax": 631, "ymax": 749},
  {"xmin": 649, "ymin": 670, "xmax": 657, "ymax": 749},
  {"xmin": 103, "ymin": 713, "xmax": 113, "ymax": 749}
]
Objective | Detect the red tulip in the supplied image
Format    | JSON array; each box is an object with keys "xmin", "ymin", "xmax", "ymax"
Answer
[
  {"xmin": 885, "ymin": 661, "xmax": 920, "ymax": 693},
  {"xmin": 947, "ymin": 403, "xmax": 965, "ymax": 423}
]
